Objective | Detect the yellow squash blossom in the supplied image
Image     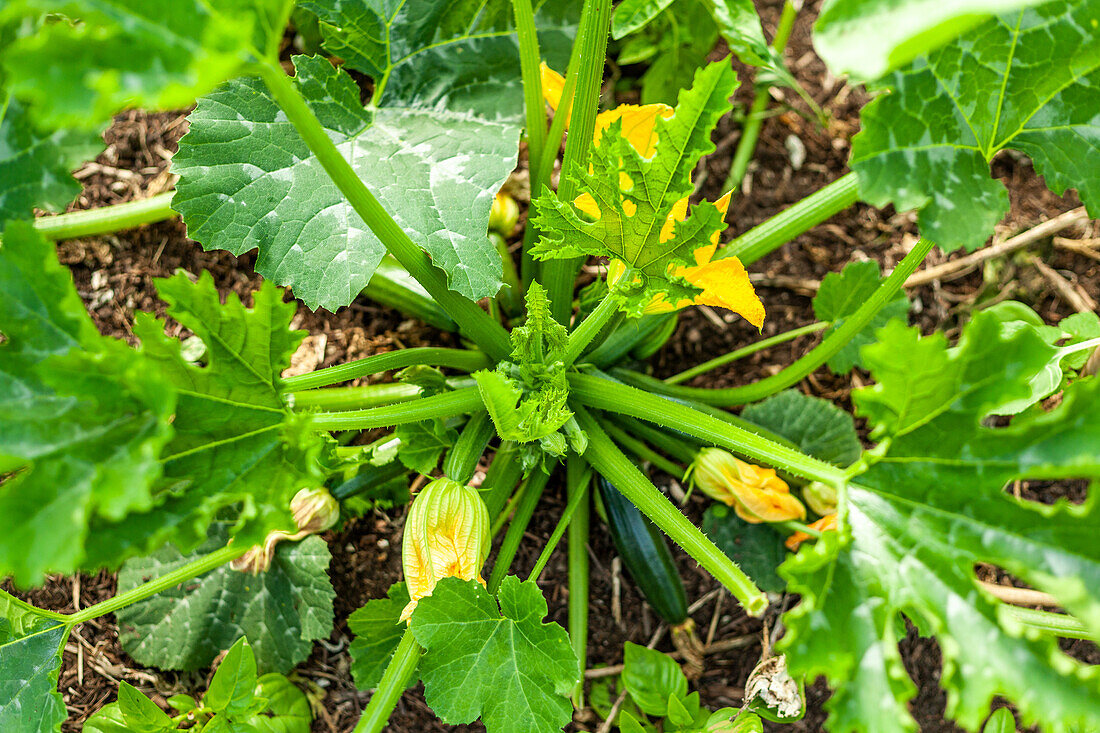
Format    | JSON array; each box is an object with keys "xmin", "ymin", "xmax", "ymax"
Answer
[
  {"xmin": 400, "ymin": 477, "xmax": 491, "ymax": 622},
  {"xmin": 785, "ymin": 514, "xmax": 838, "ymax": 551},
  {"xmin": 688, "ymin": 448, "xmax": 805, "ymax": 524},
  {"xmin": 231, "ymin": 488, "xmax": 340, "ymax": 574},
  {"xmin": 540, "ymin": 64, "xmax": 764, "ymax": 328}
]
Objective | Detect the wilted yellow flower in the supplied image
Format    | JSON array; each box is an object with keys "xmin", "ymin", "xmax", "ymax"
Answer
[
  {"xmin": 802, "ymin": 481, "xmax": 837, "ymax": 516},
  {"xmin": 785, "ymin": 514, "xmax": 838, "ymax": 551},
  {"xmin": 401, "ymin": 477, "xmax": 491, "ymax": 622},
  {"xmin": 541, "ymin": 63, "xmax": 764, "ymax": 329},
  {"xmin": 688, "ymin": 448, "xmax": 805, "ymax": 523},
  {"xmin": 232, "ymin": 488, "xmax": 340, "ymax": 574}
]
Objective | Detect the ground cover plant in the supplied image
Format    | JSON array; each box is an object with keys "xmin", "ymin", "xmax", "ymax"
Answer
[{"xmin": 1, "ymin": 0, "xmax": 1100, "ymax": 731}]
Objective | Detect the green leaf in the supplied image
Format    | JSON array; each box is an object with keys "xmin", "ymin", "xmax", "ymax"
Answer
[
  {"xmin": 740, "ymin": 390, "xmax": 862, "ymax": 468},
  {"xmin": 297, "ymin": 0, "xmax": 581, "ymax": 121},
  {"xmin": 812, "ymin": 260, "xmax": 910, "ymax": 374},
  {"xmin": 84, "ymin": 704, "xmax": 129, "ymax": 733},
  {"xmin": 0, "ymin": 97, "xmax": 102, "ymax": 221},
  {"xmin": 612, "ymin": 0, "xmax": 677, "ymax": 39},
  {"xmin": 395, "ymin": 420, "xmax": 458, "ymax": 475},
  {"xmin": 780, "ymin": 310, "xmax": 1100, "ymax": 732},
  {"xmin": 348, "ymin": 582, "xmax": 412, "ymax": 691},
  {"xmin": 1, "ymin": 0, "xmax": 286, "ymax": 130},
  {"xmin": 983, "ymin": 707, "xmax": 1015, "ymax": 733},
  {"xmin": 851, "ymin": 1, "xmax": 1100, "ymax": 251},
  {"xmin": 621, "ymin": 642, "xmax": 688, "ymax": 718},
  {"xmin": 85, "ymin": 270, "xmax": 325, "ymax": 563},
  {"xmin": 173, "ymin": 55, "xmax": 519, "ymax": 308},
  {"xmin": 701, "ymin": 0, "xmax": 775, "ymax": 68},
  {"xmin": 116, "ymin": 524, "xmax": 334, "ymax": 673},
  {"xmin": 251, "ymin": 674, "xmax": 312, "ymax": 733},
  {"xmin": 814, "ymin": 0, "xmax": 1047, "ymax": 80},
  {"xmin": 1059, "ymin": 311, "xmax": 1100, "ymax": 371},
  {"xmin": 702, "ymin": 505, "xmax": 787, "ymax": 593},
  {"xmin": 410, "ymin": 576, "xmax": 580, "ymax": 733},
  {"xmin": 0, "ymin": 590, "xmax": 68, "ymax": 733},
  {"xmin": 206, "ymin": 637, "xmax": 259, "ymax": 715},
  {"xmin": 0, "ymin": 221, "xmax": 175, "ymax": 583},
  {"xmin": 118, "ymin": 681, "xmax": 173, "ymax": 731}
]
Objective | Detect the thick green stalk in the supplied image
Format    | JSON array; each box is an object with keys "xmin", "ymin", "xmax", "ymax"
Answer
[
  {"xmin": 722, "ymin": 0, "xmax": 798, "ymax": 193},
  {"xmin": 354, "ymin": 626, "xmax": 422, "ymax": 733},
  {"xmin": 254, "ymin": 61, "xmax": 511, "ymax": 361},
  {"xmin": 289, "ymin": 382, "xmax": 422, "ymax": 411},
  {"xmin": 563, "ymin": 290, "xmax": 620, "ymax": 364},
  {"xmin": 443, "ymin": 411, "xmax": 494, "ymax": 483},
  {"xmin": 365, "ymin": 259, "xmax": 457, "ymax": 331},
  {"xmin": 600, "ymin": 418, "xmax": 684, "ymax": 477},
  {"xmin": 611, "ymin": 415, "xmax": 699, "ymax": 464},
  {"xmin": 1006, "ymin": 607, "xmax": 1093, "ymax": 641},
  {"xmin": 67, "ymin": 545, "xmax": 246, "ymax": 625},
  {"xmin": 281, "ymin": 348, "xmax": 489, "ymax": 391},
  {"xmin": 565, "ymin": 455, "xmax": 590, "ymax": 707},
  {"xmin": 587, "ymin": 314, "xmax": 675, "ymax": 367},
  {"xmin": 629, "ymin": 238, "xmax": 934, "ymax": 405},
  {"xmin": 33, "ymin": 192, "xmax": 177, "ymax": 240},
  {"xmin": 479, "ymin": 442, "xmax": 524, "ymax": 518},
  {"xmin": 573, "ymin": 405, "xmax": 768, "ymax": 616},
  {"xmin": 569, "ymin": 373, "xmax": 847, "ymax": 486},
  {"xmin": 488, "ymin": 468, "xmax": 551, "ymax": 592},
  {"xmin": 310, "ymin": 386, "xmax": 484, "ymax": 431},
  {"xmin": 543, "ymin": 0, "xmax": 612, "ymax": 324},
  {"xmin": 529, "ymin": 464, "xmax": 591, "ymax": 582},
  {"xmin": 511, "ymin": 0, "xmax": 547, "ymax": 192},
  {"xmin": 720, "ymin": 172, "xmax": 860, "ymax": 266},
  {"xmin": 665, "ymin": 321, "xmax": 828, "ymax": 385}
]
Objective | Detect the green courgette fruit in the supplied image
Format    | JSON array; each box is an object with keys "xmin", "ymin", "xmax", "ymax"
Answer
[{"xmin": 597, "ymin": 475, "xmax": 688, "ymax": 626}]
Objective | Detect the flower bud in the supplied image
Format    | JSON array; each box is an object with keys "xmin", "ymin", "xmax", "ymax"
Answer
[
  {"xmin": 785, "ymin": 514, "xmax": 837, "ymax": 551},
  {"xmin": 401, "ymin": 477, "xmax": 491, "ymax": 622},
  {"xmin": 689, "ymin": 448, "xmax": 805, "ymax": 524},
  {"xmin": 488, "ymin": 192, "xmax": 520, "ymax": 236},
  {"xmin": 802, "ymin": 481, "xmax": 837, "ymax": 516},
  {"xmin": 290, "ymin": 488, "xmax": 340, "ymax": 534}
]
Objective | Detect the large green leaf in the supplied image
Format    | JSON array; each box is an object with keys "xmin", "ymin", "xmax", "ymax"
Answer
[
  {"xmin": 612, "ymin": 0, "xmax": 677, "ymax": 39},
  {"xmin": 347, "ymin": 582, "xmax": 411, "ymax": 690},
  {"xmin": 410, "ymin": 576, "xmax": 580, "ymax": 733},
  {"xmin": 814, "ymin": 0, "xmax": 1048, "ymax": 80},
  {"xmin": 0, "ymin": 221, "xmax": 175, "ymax": 584},
  {"xmin": 0, "ymin": 0, "xmax": 286, "ymax": 130},
  {"xmin": 779, "ymin": 311, "xmax": 1100, "ymax": 732},
  {"xmin": 173, "ymin": 55, "xmax": 520, "ymax": 308},
  {"xmin": 812, "ymin": 260, "xmax": 910, "ymax": 374},
  {"xmin": 82, "ymin": 271, "xmax": 324, "ymax": 566},
  {"xmin": 116, "ymin": 524, "xmax": 335, "ymax": 673},
  {"xmin": 297, "ymin": 0, "xmax": 580, "ymax": 121},
  {"xmin": 740, "ymin": 389, "xmax": 862, "ymax": 468},
  {"xmin": 0, "ymin": 97, "xmax": 102, "ymax": 221},
  {"xmin": 0, "ymin": 590, "xmax": 68, "ymax": 733},
  {"xmin": 851, "ymin": 1, "xmax": 1100, "ymax": 251},
  {"xmin": 532, "ymin": 59, "xmax": 738, "ymax": 314}
]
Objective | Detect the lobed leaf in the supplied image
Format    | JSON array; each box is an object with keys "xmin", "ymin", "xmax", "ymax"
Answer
[
  {"xmin": 741, "ymin": 389, "xmax": 862, "ymax": 468},
  {"xmin": 852, "ymin": 1, "xmax": 1100, "ymax": 251},
  {"xmin": 348, "ymin": 582, "xmax": 412, "ymax": 691},
  {"xmin": 173, "ymin": 55, "xmax": 519, "ymax": 308}
]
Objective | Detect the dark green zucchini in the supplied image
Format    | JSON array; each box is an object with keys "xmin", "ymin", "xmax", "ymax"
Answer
[{"xmin": 597, "ymin": 475, "xmax": 688, "ymax": 625}]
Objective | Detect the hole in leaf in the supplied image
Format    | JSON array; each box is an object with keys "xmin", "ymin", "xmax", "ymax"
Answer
[{"xmin": 1002, "ymin": 478, "xmax": 1090, "ymax": 506}]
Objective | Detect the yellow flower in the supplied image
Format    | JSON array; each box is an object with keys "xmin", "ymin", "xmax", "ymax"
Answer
[
  {"xmin": 541, "ymin": 64, "xmax": 764, "ymax": 329},
  {"xmin": 400, "ymin": 477, "xmax": 491, "ymax": 622},
  {"xmin": 785, "ymin": 514, "xmax": 838, "ymax": 551},
  {"xmin": 231, "ymin": 488, "xmax": 340, "ymax": 575},
  {"xmin": 688, "ymin": 448, "xmax": 805, "ymax": 523}
]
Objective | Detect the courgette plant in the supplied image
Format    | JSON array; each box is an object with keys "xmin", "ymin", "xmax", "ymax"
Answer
[{"xmin": 2, "ymin": 0, "xmax": 1100, "ymax": 732}]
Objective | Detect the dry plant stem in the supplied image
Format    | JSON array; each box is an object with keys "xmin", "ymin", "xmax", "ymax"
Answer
[
  {"xmin": 978, "ymin": 580, "xmax": 1060, "ymax": 607},
  {"xmin": 1030, "ymin": 255, "xmax": 1099, "ymax": 312},
  {"xmin": 905, "ymin": 207, "xmax": 1089, "ymax": 287}
]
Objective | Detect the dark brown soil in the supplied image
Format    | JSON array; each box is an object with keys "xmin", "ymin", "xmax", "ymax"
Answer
[{"xmin": 12, "ymin": 1, "xmax": 1099, "ymax": 732}]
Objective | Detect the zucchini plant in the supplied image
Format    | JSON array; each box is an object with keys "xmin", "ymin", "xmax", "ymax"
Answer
[{"xmin": 2, "ymin": 0, "xmax": 1100, "ymax": 732}]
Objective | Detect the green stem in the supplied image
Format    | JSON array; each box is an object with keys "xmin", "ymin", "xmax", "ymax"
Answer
[
  {"xmin": 664, "ymin": 321, "xmax": 827, "ymax": 385},
  {"xmin": 611, "ymin": 415, "xmax": 699, "ymax": 464},
  {"xmin": 722, "ymin": 0, "xmax": 796, "ymax": 194},
  {"xmin": 1005, "ymin": 607, "xmax": 1093, "ymax": 641},
  {"xmin": 254, "ymin": 61, "xmax": 511, "ymax": 361},
  {"xmin": 443, "ymin": 411, "xmax": 494, "ymax": 484},
  {"xmin": 488, "ymin": 468, "xmax": 550, "ymax": 593},
  {"xmin": 565, "ymin": 455, "xmax": 590, "ymax": 707},
  {"xmin": 289, "ymin": 382, "xmax": 422, "ymax": 411},
  {"xmin": 511, "ymin": 0, "xmax": 547, "ymax": 196},
  {"xmin": 281, "ymin": 348, "xmax": 489, "ymax": 391},
  {"xmin": 493, "ymin": 235, "xmax": 524, "ymax": 315},
  {"xmin": 629, "ymin": 238, "xmax": 934, "ymax": 405},
  {"xmin": 574, "ymin": 405, "xmax": 767, "ymax": 616},
  {"xmin": 480, "ymin": 442, "xmax": 524, "ymax": 518},
  {"xmin": 720, "ymin": 172, "xmax": 860, "ymax": 266},
  {"xmin": 67, "ymin": 545, "xmax": 246, "ymax": 625},
  {"xmin": 354, "ymin": 626, "xmax": 422, "ymax": 733},
  {"xmin": 365, "ymin": 258, "xmax": 457, "ymax": 331},
  {"xmin": 528, "ymin": 463, "xmax": 591, "ymax": 582},
  {"xmin": 309, "ymin": 386, "xmax": 484, "ymax": 431},
  {"xmin": 569, "ymin": 373, "xmax": 847, "ymax": 486},
  {"xmin": 600, "ymin": 419, "xmax": 684, "ymax": 478},
  {"xmin": 543, "ymin": 0, "xmax": 612, "ymax": 324},
  {"xmin": 33, "ymin": 192, "xmax": 177, "ymax": 240},
  {"xmin": 587, "ymin": 314, "xmax": 675, "ymax": 368},
  {"xmin": 563, "ymin": 289, "xmax": 620, "ymax": 364}
]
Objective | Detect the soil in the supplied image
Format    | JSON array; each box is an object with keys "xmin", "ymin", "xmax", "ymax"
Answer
[{"xmin": 11, "ymin": 1, "xmax": 1100, "ymax": 731}]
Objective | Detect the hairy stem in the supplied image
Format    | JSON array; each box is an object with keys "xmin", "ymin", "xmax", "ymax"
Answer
[
  {"xmin": 289, "ymin": 382, "xmax": 423, "ymax": 411},
  {"xmin": 511, "ymin": 0, "xmax": 547, "ymax": 196},
  {"xmin": 33, "ymin": 192, "xmax": 177, "ymax": 240},
  {"xmin": 281, "ymin": 347, "xmax": 489, "ymax": 392},
  {"xmin": 479, "ymin": 442, "xmax": 524, "ymax": 518},
  {"xmin": 443, "ymin": 411, "xmax": 494, "ymax": 484},
  {"xmin": 664, "ymin": 321, "xmax": 827, "ymax": 385},
  {"xmin": 600, "ymin": 418, "xmax": 684, "ymax": 477},
  {"xmin": 255, "ymin": 61, "xmax": 511, "ymax": 361},
  {"xmin": 563, "ymin": 289, "xmax": 620, "ymax": 364},
  {"xmin": 488, "ymin": 468, "xmax": 550, "ymax": 593},
  {"xmin": 529, "ymin": 462, "xmax": 591, "ymax": 582},
  {"xmin": 566, "ymin": 454, "xmax": 590, "ymax": 707},
  {"xmin": 1005, "ymin": 607, "xmax": 1093, "ymax": 641},
  {"xmin": 309, "ymin": 386, "xmax": 484, "ymax": 431},
  {"xmin": 353, "ymin": 626, "xmax": 422, "ymax": 733}
]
